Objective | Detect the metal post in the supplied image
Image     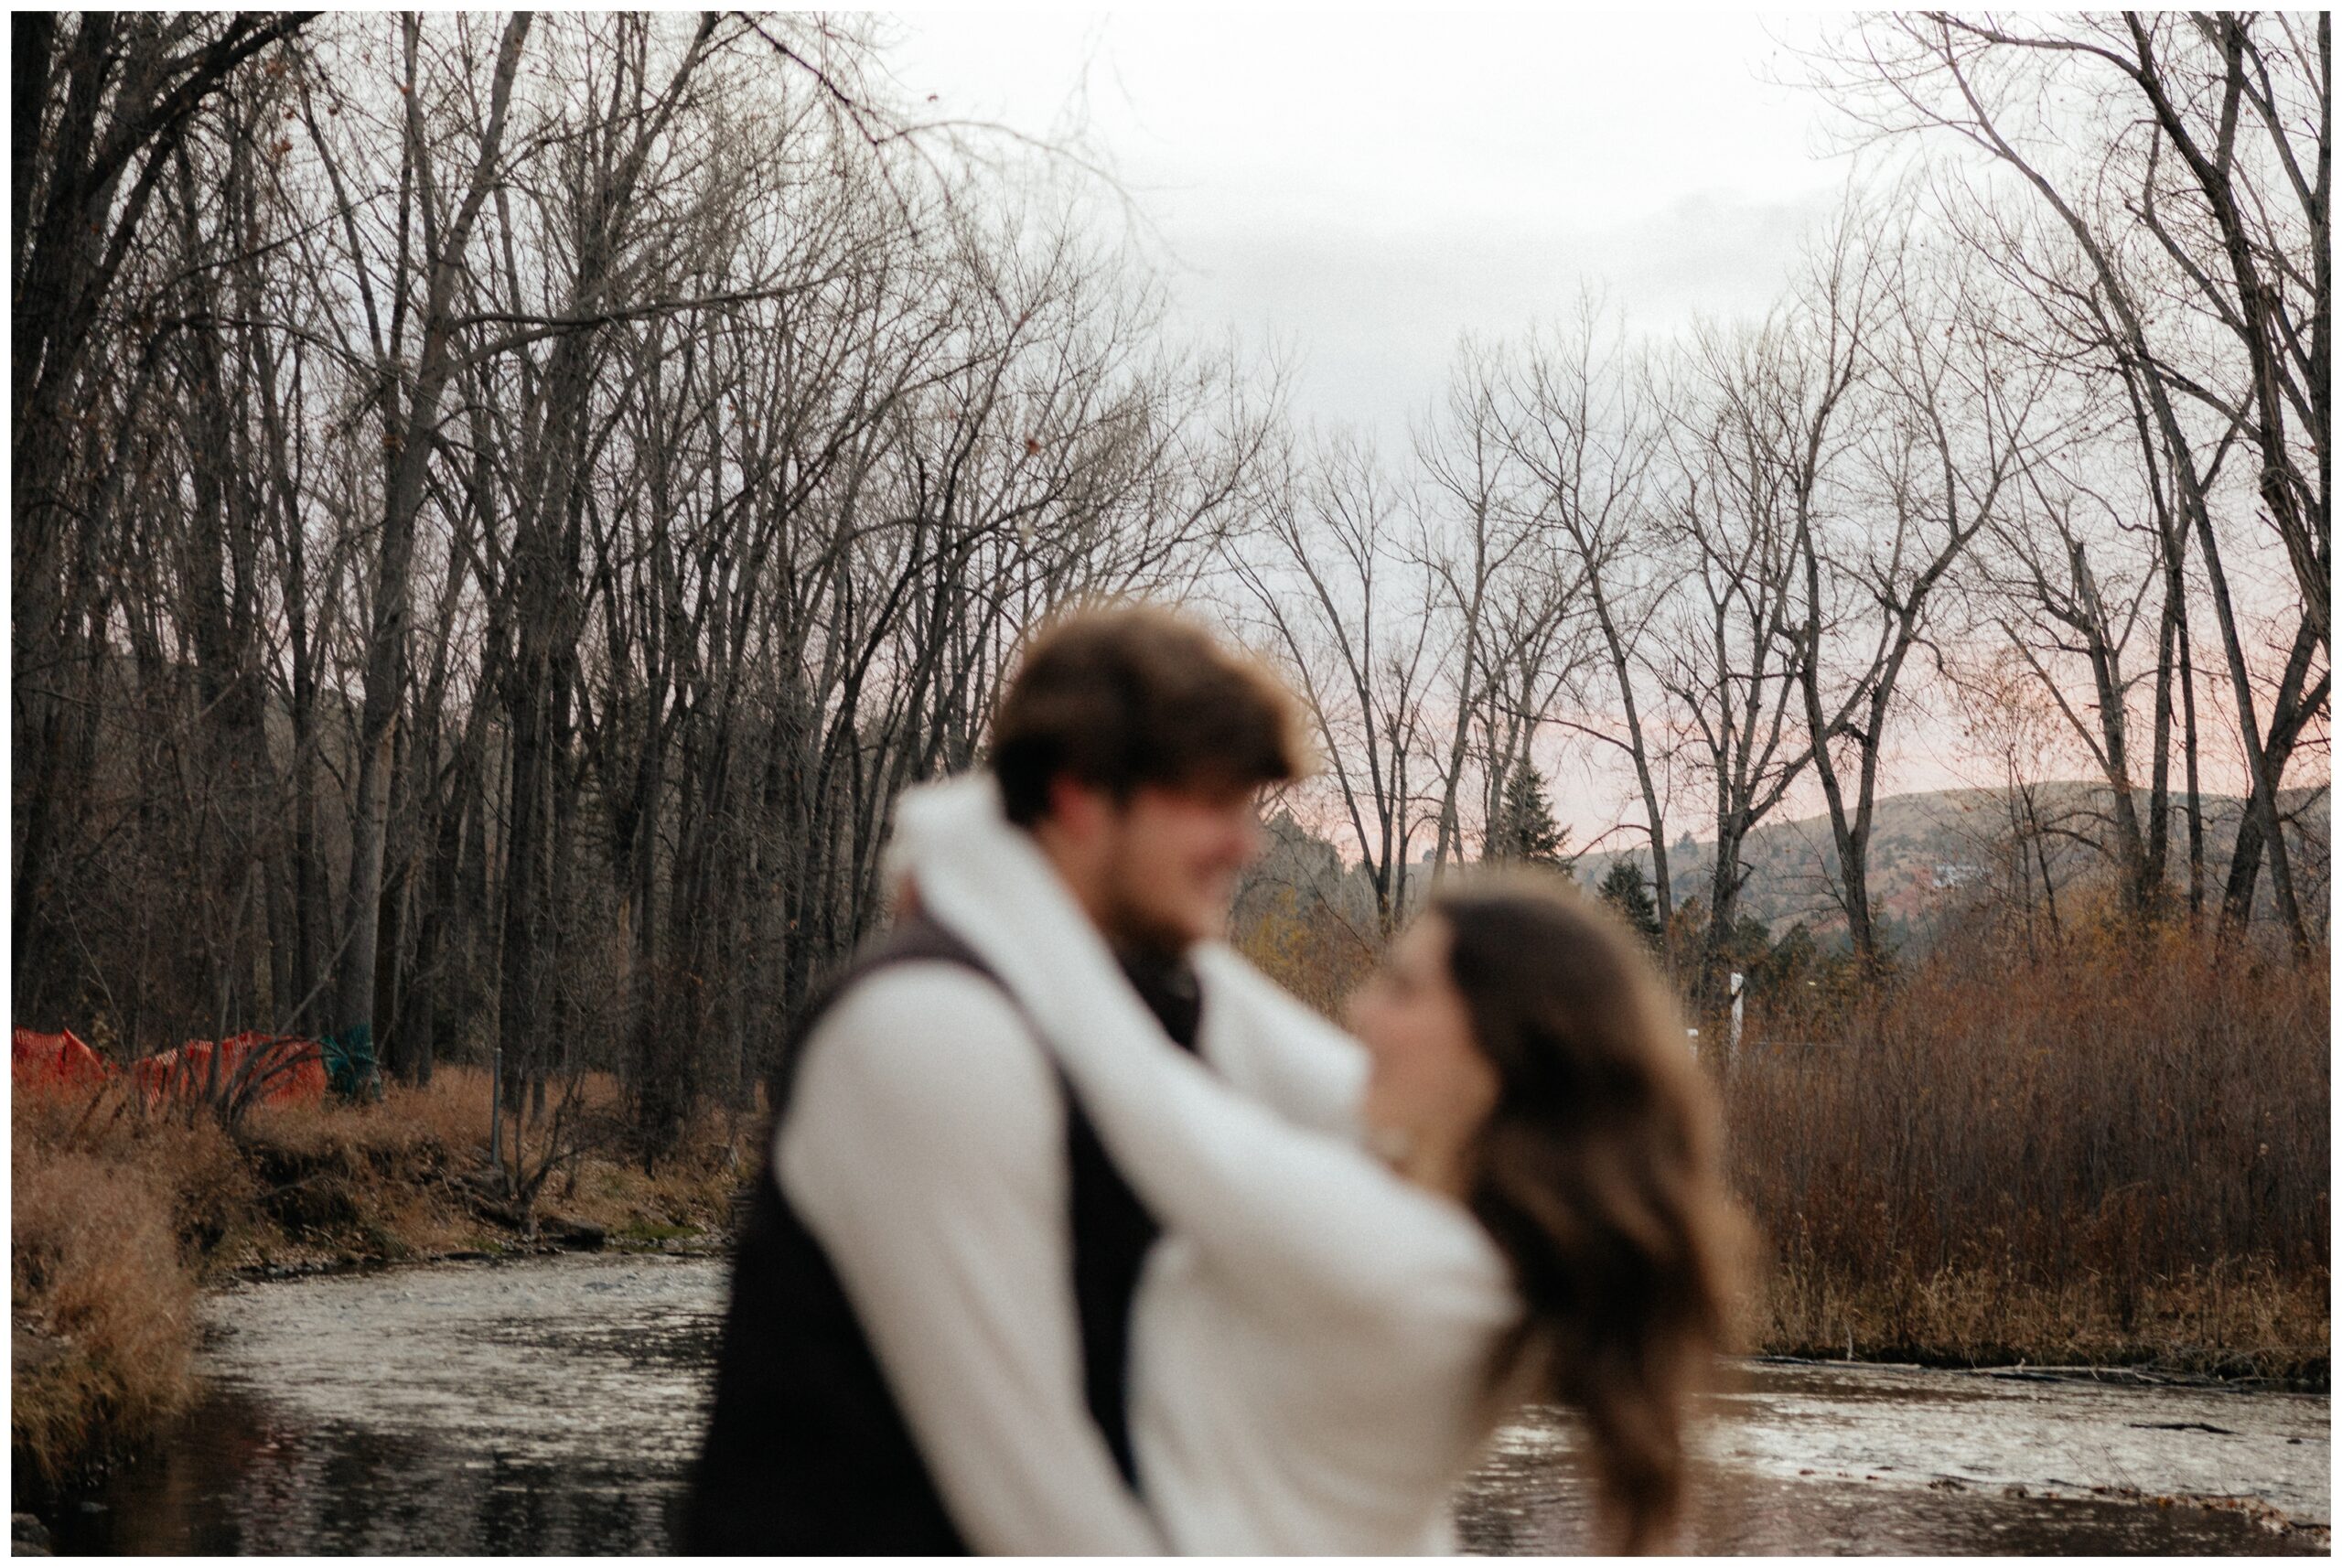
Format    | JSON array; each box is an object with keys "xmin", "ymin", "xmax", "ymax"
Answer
[
  {"xmin": 1729, "ymin": 970, "xmax": 1745, "ymax": 1064},
  {"xmin": 489, "ymin": 1040, "xmax": 504, "ymax": 1192}
]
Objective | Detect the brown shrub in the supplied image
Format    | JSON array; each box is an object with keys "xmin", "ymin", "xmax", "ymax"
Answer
[
  {"xmin": 1723, "ymin": 926, "xmax": 2329, "ymax": 1368},
  {"xmin": 1233, "ymin": 883, "xmax": 1377, "ymax": 1016},
  {"xmin": 12, "ymin": 1090, "xmax": 227, "ymax": 1478},
  {"xmin": 377, "ymin": 1068, "xmax": 630, "ymax": 1159},
  {"xmin": 1240, "ymin": 903, "xmax": 2329, "ymax": 1369}
]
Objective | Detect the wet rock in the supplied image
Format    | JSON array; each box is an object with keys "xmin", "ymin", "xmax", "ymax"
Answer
[
  {"xmin": 2129, "ymin": 1421, "xmax": 2239, "ymax": 1435},
  {"xmin": 543, "ymin": 1218, "xmax": 607, "ymax": 1251}
]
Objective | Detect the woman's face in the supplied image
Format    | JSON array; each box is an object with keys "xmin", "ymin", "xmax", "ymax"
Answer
[{"xmin": 1346, "ymin": 915, "xmax": 1500, "ymax": 1159}]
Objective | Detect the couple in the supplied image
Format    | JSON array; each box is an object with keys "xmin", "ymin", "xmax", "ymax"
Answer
[{"xmin": 686, "ymin": 607, "xmax": 1743, "ymax": 1555}]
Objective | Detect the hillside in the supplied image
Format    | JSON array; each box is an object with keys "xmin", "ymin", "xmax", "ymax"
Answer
[{"xmin": 1574, "ymin": 782, "xmax": 2331, "ymax": 947}]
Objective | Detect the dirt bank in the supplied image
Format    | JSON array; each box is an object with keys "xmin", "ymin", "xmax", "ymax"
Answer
[
  {"xmin": 1753, "ymin": 1262, "xmax": 2329, "ymax": 1389},
  {"xmin": 11, "ymin": 1069, "xmax": 753, "ymax": 1483},
  {"xmin": 14, "ymin": 1063, "xmax": 2328, "ymax": 1487}
]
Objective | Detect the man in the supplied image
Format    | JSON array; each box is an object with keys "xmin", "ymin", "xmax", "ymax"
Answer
[{"xmin": 685, "ymin": 605, "xmax": 1327, "ymax": 1553}]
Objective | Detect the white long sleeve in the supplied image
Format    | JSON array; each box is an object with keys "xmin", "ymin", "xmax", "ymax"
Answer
[
  {"xmin": 885, "ymin": 776, "xmax": 1524, "ymax": 1557},
  {"xmin": 905, "ymin": 788, "xmax": 1510, "ymax": 1337},
  {"xmin": 1191, "ymin": 942, "xmax": 1368, "ymax": 1139},
  {"xmin": 778, "ymin": 963, "xmax": 1166, "ymax": 1555}
]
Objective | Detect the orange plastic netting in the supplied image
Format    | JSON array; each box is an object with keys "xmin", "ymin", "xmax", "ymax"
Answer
[
  {"xmin": 129, "ymin": 1032, "xmax": 326, "ymax": 1107},
  {"xmin": 14, "ymin": 1026, "xmax": 326, "ymax": 1106},
  {"xmin": 11, "ymin": 1027, "xmax": 111, "ymax": 1095}
]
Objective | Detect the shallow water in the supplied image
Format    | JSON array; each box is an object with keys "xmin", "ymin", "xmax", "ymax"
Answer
[
  {"xmin": 1458, "ymin": 1367, "xmax": 2328, "ymax": 1554},
  {"xmin": 35, "ymin": 1252, "xmax": 2330, "ymax": 1554}
]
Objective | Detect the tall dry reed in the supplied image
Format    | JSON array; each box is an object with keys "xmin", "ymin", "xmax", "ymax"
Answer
[
  {"xmin": 1722, "ymin": 924, "xmax": 2328, "ymax": 1367},
  {"xmin": 11, "ymin": 1088, "xmax": 249, "ymax": 1477}
]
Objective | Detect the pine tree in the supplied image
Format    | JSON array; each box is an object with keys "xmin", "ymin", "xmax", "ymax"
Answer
[
  {"xmin": 1491, "ymin": 758, "xmax": 1569, "ymax": 872},
  {"xmin": 1596, "ymin": 857, "xmax": 1664, "ymax": 948}
]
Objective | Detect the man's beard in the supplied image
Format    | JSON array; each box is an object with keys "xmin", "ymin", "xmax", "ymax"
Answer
[{"xmin": 1094, "ymin": 839, "xmax": 1206, "ymax": 961}]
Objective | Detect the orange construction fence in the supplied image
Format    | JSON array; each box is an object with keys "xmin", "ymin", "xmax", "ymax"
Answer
[
  {"xmin": 14, "ymin": 1026, "xmax": 326, "ymax": 1108},
  {"xmin": 11, "ymin": 1028, "xmax": 110, "ymax": 1095},
  {"xmin": 132, "ymin": 1031, "xmax": 327, "ymax": 1108}
]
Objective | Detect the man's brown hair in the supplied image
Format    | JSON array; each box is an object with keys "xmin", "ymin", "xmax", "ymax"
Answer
[{"xmin": 990, "ymin": 604, "xmax": 1308, "ymax": 826}]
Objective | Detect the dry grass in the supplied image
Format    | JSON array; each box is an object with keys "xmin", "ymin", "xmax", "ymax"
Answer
[
  {"xmin": 11, "ymin": 1087, "xmax": 247, "ymax": 1479},
  {"xmin": 15, "ymin": 920, "xmax": 2325, "ymax": 1486},
  {"xmin": 1234, "ymin": 884, "xmax": 1378, "ymax": 1017},
  {"xmin": 216, "ymin": 1069, "xmax": 758, "ymax": 1258},
  {"xmin": 380, "ymin": 1067, "xmax": 759, "ymax": 1240},
  {"xmin": 225, "ymin": 1091, "xmax": 469, "ymax": 1264},
  {"xmin": 1722, "ymin": 924, "xmax": 2329, "ymax": 1379},
  {"xmin": 11, "ymin": 1068, "xmax": 762, "ymax": 1481},
  {"xmin": 1242, "ymin": 900, "xmax": 2328, "ymax": 1376},
  {"xmin": 1757, "ymin": 1257, "xmax": 2327, "ymax": 1379}
]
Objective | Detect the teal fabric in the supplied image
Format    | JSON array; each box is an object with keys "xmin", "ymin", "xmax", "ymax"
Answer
[{"xmin": 323, "ymin": 1024, "xmax": 379, "ymax": 1099}]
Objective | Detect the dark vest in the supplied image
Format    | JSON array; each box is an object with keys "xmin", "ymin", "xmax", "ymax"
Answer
[{"xmin": 682, "ymin": 912, "xmax": 1201, "ymax": 1554}]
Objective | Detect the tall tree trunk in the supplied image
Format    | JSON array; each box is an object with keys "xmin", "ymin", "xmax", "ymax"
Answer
[{"xmin": 335, "ymin": 15, "xmax": 532, "ymax": 1085}]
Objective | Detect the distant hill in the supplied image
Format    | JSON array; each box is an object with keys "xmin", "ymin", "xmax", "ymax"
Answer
[{"xmin": 1570, "ymin": 781, "xmax": 2329, "ymax": 948}]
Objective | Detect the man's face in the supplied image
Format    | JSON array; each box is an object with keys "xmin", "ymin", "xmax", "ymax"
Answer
[{"xmin": 1087, "ymin": 781, "xmax": 1266, "ymax": 954}]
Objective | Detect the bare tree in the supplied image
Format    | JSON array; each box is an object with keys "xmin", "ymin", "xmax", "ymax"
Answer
[
  {"xmin": 1412, "ymin": 338, "xmax": 1558, "ymax": 872},
  {"xmin": 14, "ymin": 11, "xmax": 315, "ymax": 1010},
  {"xmin": 1651, "ymin": 313, "xmax": 1842, "ymax": 1008},
  {"xmin": 10, "ymin": 10, "xmax": 1271, "ymax": 1166},
  {"xmin": 1504, "ymin": 297, "xmax": 1681, "ymax": 925},
  {"xmin": 1230, "ymin": 435, "xmax": 1440, "ymax": 936},
  {"xmin": 1810, "ymin": 11, "xmax": 2327, "ymax": 952},
  {"xmin": 1792, "ymin": 199, "xmax": 2048, "ymax": 965}
]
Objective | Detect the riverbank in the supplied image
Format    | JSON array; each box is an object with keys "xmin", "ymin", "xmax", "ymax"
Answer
[
  {"xmin": 14, "ymin": 1053, "xmax": 2330, "ymax": 1487},
  {"xmin": 11, "ymin": 1069, "xmax": 753, "ymax": 1483},
  {"xmin": 1753, "ymin": 1260, "xmax": 2328, "ymax": 1389},
  {"xmin": 31, "ymin": 1252, "xmax": 2330, "ymax": 1556}
]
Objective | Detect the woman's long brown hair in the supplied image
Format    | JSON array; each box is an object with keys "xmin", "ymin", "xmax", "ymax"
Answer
[{"xmin": 1434, "ymin": 869, "xmax": 1748, "ymax": 1553}]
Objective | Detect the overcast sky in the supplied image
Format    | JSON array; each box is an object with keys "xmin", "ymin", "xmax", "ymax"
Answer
[
  {"xmin": 886, "ymin": 12, "xmax": 1851, "ymax": 443},
  {"xmin": 882, "ymin": 14, "xmax": 2022, "ymax": 835}
]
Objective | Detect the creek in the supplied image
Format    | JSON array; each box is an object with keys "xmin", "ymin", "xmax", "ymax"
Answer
[{"xmin": 34, "ymin": 1253, "xmax": 2329, "ymax": 1554}]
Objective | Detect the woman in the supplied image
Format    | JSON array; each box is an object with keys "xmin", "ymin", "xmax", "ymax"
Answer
[{"xmin": 897, "ymin": 777, "xmax": 1746, "ymax": 1554}]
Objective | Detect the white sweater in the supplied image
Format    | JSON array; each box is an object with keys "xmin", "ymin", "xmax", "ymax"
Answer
[
  {"xmin": 775, "ymin": 815, "xmax": 1375, "ymax": 1551},
  {"xmin": 889, "ymin": 777, "xmax": 1523, "ymax": 1554}
]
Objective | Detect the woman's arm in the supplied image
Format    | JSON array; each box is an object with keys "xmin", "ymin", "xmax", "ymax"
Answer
[
  {"xmin": 1190, "ymin": 943, "xmax": 1368, "ymax": 1138},
  {"xmin": 904, "ymin": 788, "xmax": 1509, "ymax": 1332}
]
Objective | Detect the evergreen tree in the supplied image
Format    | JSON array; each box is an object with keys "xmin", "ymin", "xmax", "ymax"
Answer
[
  {"xmin": 1595, "ymin": 857, "xmax": 1663, "ymax": 948},
  {"xmin": 1491, "ymin": 758, "xmax": 1569, "ymax": 872}
]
